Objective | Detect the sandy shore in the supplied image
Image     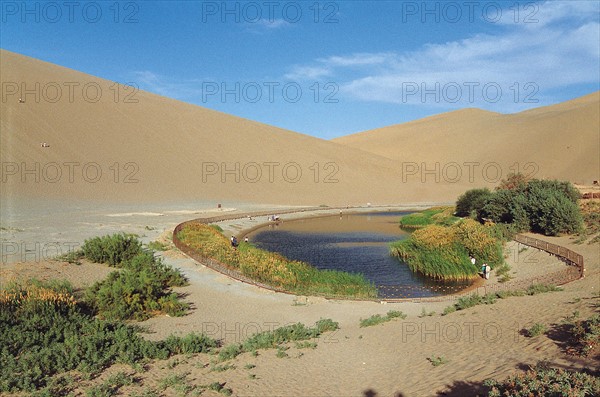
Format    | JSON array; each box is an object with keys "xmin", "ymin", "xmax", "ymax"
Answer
[{"xmin": 1, "ymin": 205, "xmax": 598, "ymax": 397}]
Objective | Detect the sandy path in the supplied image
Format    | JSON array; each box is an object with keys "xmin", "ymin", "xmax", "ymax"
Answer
[{"xmin": 1, "ymin": 205, "xmax": 597, "ymax": 396}]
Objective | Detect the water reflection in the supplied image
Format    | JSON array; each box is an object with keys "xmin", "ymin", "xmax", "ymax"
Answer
[{"xmin": 250, "ymin": 212, "xmax": 472, "ymax": 298}]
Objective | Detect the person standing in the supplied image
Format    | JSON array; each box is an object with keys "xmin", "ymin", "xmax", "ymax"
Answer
[{"xmin": 484, "ymin": 264, "xmax": 491, "ymax": 280}]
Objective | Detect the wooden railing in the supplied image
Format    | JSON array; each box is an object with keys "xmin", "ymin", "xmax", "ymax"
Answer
[{"xmin": 171, "ymin": 211, "xmax": 586, "ymax": 302}]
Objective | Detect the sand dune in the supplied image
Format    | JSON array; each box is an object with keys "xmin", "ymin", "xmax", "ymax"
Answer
[
  {"xmin": 333, "ymin": 92, "xmax": 599, "ymax": 187},
  {"xmin": 3, "ymin": 50, "xmax": 598, "ymax": 209},
  {"xmin": 0, "ymin": 50, "xmax": 405, "ymax": 207}
]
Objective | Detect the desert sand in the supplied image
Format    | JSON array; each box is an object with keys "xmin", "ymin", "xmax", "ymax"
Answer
[
  {"xmin": 1, "ymin": 206, "xmax": 598, "ymax": 397},
  {"xmin": 1, "ymin": 50, "xmax": 599, "ymax": 396}
]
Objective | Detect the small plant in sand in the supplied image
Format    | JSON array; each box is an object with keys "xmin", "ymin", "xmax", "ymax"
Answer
[
  {"xmin": 427, "ymin": 355, "xmax": 448, "ymax": 366},
  {"xmin": 360, "ymin": 310, "xmax": 407, "ymax": 327},
  {"xmin": 217, "ymin": 319, "xmax": 338, "ymax": 362},
  {"xmin": 525, "ymin": 323, "xmax": 547, "ymax": 337},
  {"xmin": 85, "ymin": 371, "xmax": 135, "ymax": 397}
]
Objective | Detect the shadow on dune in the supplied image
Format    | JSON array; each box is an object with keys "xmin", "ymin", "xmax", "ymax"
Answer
[
  {"xmin": 362, "ymin": 389, "xmax": 405, "ymax": 397},
  {"xmin": 435, "ymin": 380, "xmax": 489, "ymax": 396}
]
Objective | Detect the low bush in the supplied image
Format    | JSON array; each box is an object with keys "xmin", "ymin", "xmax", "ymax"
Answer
[
  {"xmin": 0, "ymin": 280, "xmax": 217, "ymax": 393},
  {"xmin": 359, "ymin": 310, "xmax": 407, "ymax": 327},
  {"xmin": 81, "ymin": 233, "xmax": 142, "ymax": 266},
  {"xmin": 484, "ymin": 365, "xmax": 600, "ymax": 396}
]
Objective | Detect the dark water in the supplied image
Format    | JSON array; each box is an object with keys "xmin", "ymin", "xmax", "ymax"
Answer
[{"xmin": 250, "ymin": 211, "xmax": 471, "ymax": 298}]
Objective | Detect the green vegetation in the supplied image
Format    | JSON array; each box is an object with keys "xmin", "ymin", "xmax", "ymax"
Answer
[
  {"xmin": 427, "ymin": 355, "xmax": 448, "ymax": 367},
  {"xmin": 85, "ymin": 371, "xmax": 135, "ymax": 397},
  {"xmin": 442, "ymin": 284, "xmax": 561, "ymax": 315},
  {"xmin": 525, "ymin": 323, "xmax": 547, "ymax": 337},
  {"xmin": 217, "ymin": 319, "xmax": 339, "ymax": 362},
  {"xmin": 484, "ymin": 364, "xmax": 600, "ymax": 396},
  {"xmin": 578, "ymin": 201, "xmax": 600, "ymax": 244},
  {"xmin": 147, "ymin": 240, "xmax": 169, "ymax": 251},
  {"xmin": 391, "ymin": 218, "xmax": 504, "ymax": 280},
  {"xmin": 462, "ymin": 174, "xmax": 584, "ymax": 236},
  {"xmin": 359, "ymin": 310, "xmax": 407, "ymax": 327},
  {"xmin": 0, "ymin": 279, "xmax": 217, "ymax": 393},
  {"xmin": 81, "ymin": 235, "xmax": 189, "ymax": 321},
  {"xmin": 81, "ymin": 233, "xmax": 143, "ymax": 266},
  {"xmin": 177, "ymin": 223, "xmax": 377, "ymax": 298},
  {"xmin": 565, "ymin": 314, "xmax": 600, "ymax": 357},
  {"xmin": 399, "ymin": 206, "xmax": 459, "ymax": 229},
  {"xmin": 455, "ymin": 188, "xmax": 493, "ymax": 217}
]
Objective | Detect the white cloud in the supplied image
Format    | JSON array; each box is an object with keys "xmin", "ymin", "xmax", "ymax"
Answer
[
  {"xmin": 285, "ymin": 1, "xmax": 599, "ymax": 112},
  {"xmin": 132, "ymin": 71, "xmax": 204, "ymax": 100}
]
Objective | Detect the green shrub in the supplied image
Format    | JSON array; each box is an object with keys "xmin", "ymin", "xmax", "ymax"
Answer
[
  {"xmin": 526, "ymin": 323, "xmax": 547, "ymax": 337},
  {"xmin": 81, "ymin": 233, "xmax": 142, "ymax": 266},
  {"xmin": 0, "ymin": 280, "xmax": 217, "ymax": 393},
  {"xmin": 84, "ymin": 245, "xmax": 188, "ymax": 321},
  {"xmin": 475, "ymin": 177, "xmax": 583, "ymax": 236},
  {"xmin": 485, "ymin": 365, "xmax": 600, "ymax": 396},
  {"xmin": 456, "ymin": 188, "xmax": 493, "ymax": 217}
]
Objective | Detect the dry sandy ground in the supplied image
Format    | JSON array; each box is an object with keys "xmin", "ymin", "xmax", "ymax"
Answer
[{"xmin": 1, "ymin": 206, "xmax": 598, "ymax": 397}]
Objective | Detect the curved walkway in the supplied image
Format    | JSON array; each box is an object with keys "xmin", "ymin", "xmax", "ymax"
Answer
[{"xmin": 172, "ymin": 208, "xmax": 585, "ymax": 302}]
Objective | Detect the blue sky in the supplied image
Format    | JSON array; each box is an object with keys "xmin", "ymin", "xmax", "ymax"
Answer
[{"xmin": 1, "ymin": 0, "xmax": 599, "ymax": 139}]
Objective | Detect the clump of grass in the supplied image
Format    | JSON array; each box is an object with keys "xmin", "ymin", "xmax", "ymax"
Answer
[
  {"xmin": 360, "ymin": 310, "xmax": 407, "ymax": 327},
  {"xmin": 85, "ymin": 371, "xmax": 134, "ymax": 397},
  {"xmin": 427, "ymin": 355, "xmax": 448, "ymax": 366},
  {"xmin": 211, "ymin": 363, "xmax": 235, "ymax": 372},
  {"xmin": 217, "ymin": 319, "xmax": 339, "ymax": 362},
  {"xmin": 158, "ymin": 373, "xmax": 195, "ymax": 395},
  {"xmin": 147, "ymin": 240, "xmax": 169, "ymax": 251},
  {"xmin": 275, "ymin": 347, "xmax": 289, "ymax": 358},
  {"xmin": 484, "ymin": 364, "xmax": 600, "ymax": 396},
  {"xmin": 525, "ymin": 323, "xmax": 547, "ymax": 337},
  {"xmin": 495, "ymin": 263, "xmax": 513, "ymax": 283},
  {"xmin": 444, "ymin": 285, "xmax": 559, "ymax": 315},
  {"xmin": 526, "ymin": 284, "xmax": 561, "ymax": 295},
  {"xmin": 399, "ymin": 207, "xmax": 458, "ymax": 230},
  {"xmin": 391, "ymin": 218, "xmax": 503, "ymax": 281},
  {"xmin": 207, "ymin": 382, "xmax": 232, "ymax": 396},
  {"xmin": 419, "ymin": 308, "xmax": 435, "ymax": 317},
  {"xmin": 295, "ymin": 341, "xmax": 317, "ymax": 349},
  {"xmin": 177, "ymin": 223, "xmax": 377, "ymax": 299}
]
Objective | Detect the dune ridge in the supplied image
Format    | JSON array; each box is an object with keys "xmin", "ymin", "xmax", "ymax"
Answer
[{"xmin": 1, "ymin": 49, "xmax": 598, "ymax": 209}]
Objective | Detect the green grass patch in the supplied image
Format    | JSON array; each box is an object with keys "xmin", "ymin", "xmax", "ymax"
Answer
[
  {"xmin": 391, "ymin": 219, "xmax": 504, "ymax": 281},
  {"xmin": 525, "ymin": 323, "xmax": 547, "ymax": 337},
  {"xmin": 399, "ymin": 207, "xmax": 459, "ymax": 230},
  {"xmin": 218, "ymin": 319, "xmax": 339, "ymax": 362},
  {"xmin": 442, "ymin": 284, "xmax": 560, "ymax": 315},
  {"xmin": 359, "ymin": 310, "xmax": 407, "ymax": 327},
  {"xmin": 177, "ymin": 223, "xmax": 377, "ymax": 299},
  {"xmin": 147, "ymin": 240, "xmax": 169, "ymax": 251}
]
